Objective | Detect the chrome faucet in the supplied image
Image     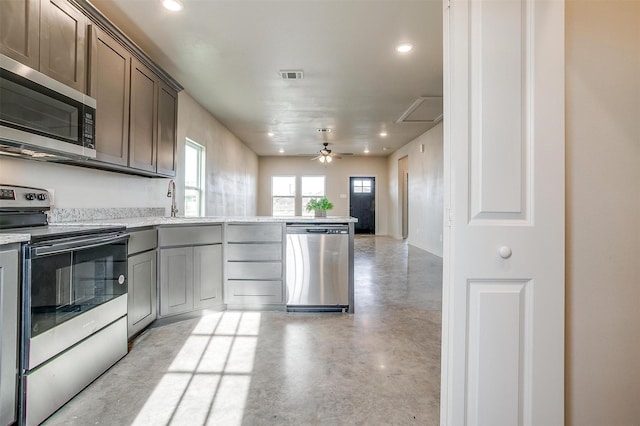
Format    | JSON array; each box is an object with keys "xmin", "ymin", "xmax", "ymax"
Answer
[{"xmin": 167, "ymin": 179, "xmax": 178, "ymax": 217}]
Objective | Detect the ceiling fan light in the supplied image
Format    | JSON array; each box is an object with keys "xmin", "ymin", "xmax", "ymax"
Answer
[
  {"xmin": 319, "ymin": 156, "xmax": 326, "ymax": 163},
  {"xmin": 326, "ymin": 156, "xmax": 332, "ymax": 163}
]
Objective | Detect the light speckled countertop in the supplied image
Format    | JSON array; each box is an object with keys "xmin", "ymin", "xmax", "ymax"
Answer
[
  {"xmin": 0, "ymin": 216, "xmax": 357, "ymax": 243},
  {"xmin": 0, "ymin": 234, "xmax": 30, "ymax": 244},
  {"xmin": 50, "ymin": 216, "xmax": 358, "ymax": 229}
]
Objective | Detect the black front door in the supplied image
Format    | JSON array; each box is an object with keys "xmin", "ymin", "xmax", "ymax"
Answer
[{"xmin": 349, "ymin": 177, "xmax": 375, "ymax": 234}]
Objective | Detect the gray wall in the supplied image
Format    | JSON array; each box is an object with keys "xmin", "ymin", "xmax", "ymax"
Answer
[
  {"xmin": 565, "ymin": 0, "xmax": 640, "ymax": 424},
  {"xmin": 257, "ymin": 156, "xmax": 389, "ymax": 235},
  {"xmin": 387, "ymin": 123, "xmax": 444, "ymax": 257},
  {"xmin": 176, "ymin": 92, "xmax": 258, "ymax": 216}
]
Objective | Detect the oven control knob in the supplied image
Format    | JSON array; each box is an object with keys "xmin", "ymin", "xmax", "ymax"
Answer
[
  {"xmin": 37, "ymin": 193, "xmax": 47, "ymax": 201},
  {"xmin": 25, "ymin": 193, "xmax": 36, "ymax": 200}
]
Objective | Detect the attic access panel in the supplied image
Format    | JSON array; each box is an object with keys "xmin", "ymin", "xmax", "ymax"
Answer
[{"xmin": 396, "ymin": 96, "xmax": 443, "ymax": 123}]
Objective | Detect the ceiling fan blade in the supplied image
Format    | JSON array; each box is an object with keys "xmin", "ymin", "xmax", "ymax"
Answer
[{"xmin": 310, "ymin": 155, "xmax": 322, "ymax": 161}]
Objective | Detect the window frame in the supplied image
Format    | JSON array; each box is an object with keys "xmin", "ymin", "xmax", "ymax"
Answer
[
  {"xmin": 271, "ymin": 175, "xmax": 297, "ymax": 216},
  {"xmin": 184, "ymin": 139, "xmax": 205, "ymax": 217},
  {"xmin": 301, "ymin": 175, "xmax": 326, "ymax": 217}
]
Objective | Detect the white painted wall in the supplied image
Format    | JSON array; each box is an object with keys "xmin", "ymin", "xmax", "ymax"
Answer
[
  {"xmin": 387, "ymin": 123, "xmax": 444, "ymax": 256},
  {"xmin": 565, "ymin": 1, "xmax": 640, "ymax": 424},
  {"xmin": 0, "ymin": 157, "xmax": 172, "ymax": 210},
  {"xmin": 257, "ymin": 156, "xmax": 389, "ymax": 235},
  {"xmin": 176, "ymin": 92, "xmax": 258, "ymax": 216}
]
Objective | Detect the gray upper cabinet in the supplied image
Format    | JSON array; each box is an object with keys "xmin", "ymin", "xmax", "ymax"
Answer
[
  {"xmin": 0, "ymin": 0, "xmax": 181, "ymax": 177},
  {"xmin": 156, "ymin": 81, "xmax": 177, "ymax": 177},
  {"xmin": 39, "ymin": 0, "xmax": 87, "ymax": 92},
  {"xmin": 0, "ymin": 0, "xmax": 87, "ymax": 92},
  {"xmin": 0, "ymin": 0, "xmax": 40, "ymax": 69},
  {"xmin": 129, "ymin": 58, "xmax": 158, "ymax": 173},
  {"xmin": 88, "ymin": 26, "xmax": 130, "ymax": 166}
]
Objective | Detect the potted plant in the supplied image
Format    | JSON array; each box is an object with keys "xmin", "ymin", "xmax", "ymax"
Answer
[{"xmin": 305, "ymin": 197, "xmax": 334, "ymax": 218}]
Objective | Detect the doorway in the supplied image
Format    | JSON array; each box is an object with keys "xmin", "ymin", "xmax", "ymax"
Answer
[
  {"xmin": 349, "ymin": 177, "xmax": 375, "ymax": 234},
  {"xmin": 398, "ymin": 156, "xmax": 409, "ymax": 239}
]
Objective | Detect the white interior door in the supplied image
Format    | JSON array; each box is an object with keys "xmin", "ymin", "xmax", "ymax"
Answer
[{"xmin": 441, "ymin": 0, "xmax": 565, "ymax": 425}]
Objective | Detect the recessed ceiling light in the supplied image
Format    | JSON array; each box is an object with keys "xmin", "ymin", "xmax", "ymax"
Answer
[
  {"xmin": 379, "ymin": 132, "xmax": 388, "ymax": 137},
  {"xmin": 279, "ymin": 149, "xmax": 285, "ymax": 154},
  {"xmin": 395, "ymin": 43, "xmax": 414, "ymax": 53},
  {"xmin": 162, "ymin": 0, "xmax": 183, "ymax": 12},
  {"xmin": 364, "ymin": 148, "xmax": 370, "ymax": 154},
  {"xmin": 268, "ymin": 132, "xmax": 274, "ymax": 137}
]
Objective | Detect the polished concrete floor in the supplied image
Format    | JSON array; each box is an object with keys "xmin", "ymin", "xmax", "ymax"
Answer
[{"xmin": 45, "ymin": 236, "xmax": 443, "ymax": 425}]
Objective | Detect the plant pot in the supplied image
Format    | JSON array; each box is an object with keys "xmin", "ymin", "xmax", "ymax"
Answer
[{"xmin": 314, "ymin": 210, "xmax": 327, "ymax": 218}]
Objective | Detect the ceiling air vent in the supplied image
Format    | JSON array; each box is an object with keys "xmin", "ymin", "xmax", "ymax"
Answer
[{"xmin": 280, "ymin": 70, "xmax": 304, "ymax": 80}]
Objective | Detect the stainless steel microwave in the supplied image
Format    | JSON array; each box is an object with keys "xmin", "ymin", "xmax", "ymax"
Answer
[{"xmin": 0, "ymin": 54, "xmax": 97, "ymax": 160}]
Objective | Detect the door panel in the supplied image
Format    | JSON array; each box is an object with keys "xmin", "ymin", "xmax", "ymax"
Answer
[
  {"xmin": 89, "ymin": 26, "xmax": 130, "ymax": 166},
  {"xmin": 39, "ymin": 0, "xmax": 86, "ymax": 92},
  {"xmin": 0, "ymin": 0, "xmax": 40, "ymax": 69},
  {"xmin": 129, "ymin": 59, "xmax": 157, "ymax": 173},
  {"xmin": 349, "ymin": 177, "xmax": 375, "ymax": 234},
  {"xmin": 442, "ymin": 0, "xmax": 564, "ymax": 424},
  {"xmin": 156, "ymin": 81, "xmax": 177, "ymax": 176}
]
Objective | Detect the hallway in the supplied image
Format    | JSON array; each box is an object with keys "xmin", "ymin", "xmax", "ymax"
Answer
[{"xmin": 45, "ymin": 236, "xmax": 443, "ymax": 425}]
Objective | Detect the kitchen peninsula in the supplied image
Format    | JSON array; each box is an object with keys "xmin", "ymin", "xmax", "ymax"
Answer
[{"xmin": 18, "ymin": 215, "xmax": 357, "ymax": 338}]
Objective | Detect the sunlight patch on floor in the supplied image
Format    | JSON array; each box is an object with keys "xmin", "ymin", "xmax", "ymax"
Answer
[{"xmin": 131, "ymin": 311, "xmax": 261, "ymax": 425}]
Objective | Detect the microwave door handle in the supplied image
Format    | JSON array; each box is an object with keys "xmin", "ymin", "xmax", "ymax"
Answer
[{"xmin": 34, "ymin": 234, "xmax": 129, "ymax": 256}]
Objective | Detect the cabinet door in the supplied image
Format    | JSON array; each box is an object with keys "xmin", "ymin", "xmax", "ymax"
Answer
[
  {"xmin": 39, "ymin": 0, "xmax": 87, "ymax": 92},
  {"xmin": 0, "ymin": 248, "xmax": 19, "ymax": 426},
  {"xmin": 88, "ymin": 26, "xmax": 130, "ymax": 166},
  {"xmin": 159, "ymin": 247, "xmax": 193, "ymax": 316},
  {"xmin": 129, "ymin": 58, "xmax": 158, "ymax": 173},
  {"xmin": 194, "ymin": 244, "xmax": 222, "ymax": 309},
  {"xmin": 127, "ymin": 250, "xmax": 157, "ymax": 338},
  {"xmin": 156, "ymin": 80, "xmax": 177, "ymax": 177},
  {"xmin": 0, "ymin": 0, "xmax": 40, "ymax": 69}
]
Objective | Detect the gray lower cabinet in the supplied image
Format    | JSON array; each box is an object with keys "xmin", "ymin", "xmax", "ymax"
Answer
[
  {"xmin": 158, "ymin": 225, "xmax": 223, "ymax": 317},
  {"xmin": 193, "ymin": 244, "xmax": 223, "ymax": 309},
  {"xmin": 225, "ymin": 223, "xmax": 285, "ymax": 307},
  {"xmin": 127, "ymin": 229, "xmax": 158, "ymax": 339},
  {"xmin": 0, "ymin": 245, "xmax": 19, "ymax": 426},
  {"xmin": 127, "ymin": 250, "xmax": 156, "ymax": 338},
  {"xmin": 159, "ymin": 247, "xmax": 193, "ymax": 316}
]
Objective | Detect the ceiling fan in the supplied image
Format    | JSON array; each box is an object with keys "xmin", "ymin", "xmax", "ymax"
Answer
[{"xmin": 311, "ymin": 142, "xmax": 341, "ymax": 163}]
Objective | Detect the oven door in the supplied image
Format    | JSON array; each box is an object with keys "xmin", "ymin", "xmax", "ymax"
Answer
[{"xmin": 23, "ymin": 232, "xmax": 129, "ymax": 370}]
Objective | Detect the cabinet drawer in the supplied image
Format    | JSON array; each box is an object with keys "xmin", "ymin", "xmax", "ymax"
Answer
[
  {"xmin": 226, "ymin": 224, "xmax": 282, "ymax": 242},
  {"xmin": 225, "ymin": 280, "xmax": 283, "ymax": 305},
  {"xmin": 227, "ymin": 262, "xmax": 282, "ymax": 280},
  {"xmin": 159, "ymin": 225, "xmax": 222, "ymax": 247},
  {"xmin": 226, "ymin": 243, "xmax": 282, "ymax": 261},
  {"xmin": 128, "ymin": 229, "xmax": 157, "ymax": 255}
]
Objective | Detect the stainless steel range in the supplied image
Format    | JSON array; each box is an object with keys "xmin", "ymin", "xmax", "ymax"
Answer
[{"xmin": 0, "ymin": 184, "xmax": 129, "ymax": 426}]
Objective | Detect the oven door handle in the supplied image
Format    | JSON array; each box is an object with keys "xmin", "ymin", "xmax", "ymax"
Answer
[{"xmin": 33, "ymin": 234, "xmax": 129, "ymax": 256}]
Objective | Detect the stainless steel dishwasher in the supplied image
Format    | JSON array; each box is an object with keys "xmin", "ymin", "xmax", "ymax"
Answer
[{"xmin": 286, "ymin": 224, "xmax": 349, "ymax": 311}]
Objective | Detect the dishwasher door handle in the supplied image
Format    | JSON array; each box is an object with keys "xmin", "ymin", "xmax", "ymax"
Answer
[{"xmin": 306, "ymin": 228, "xmax": 330, "ymax": 234}]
